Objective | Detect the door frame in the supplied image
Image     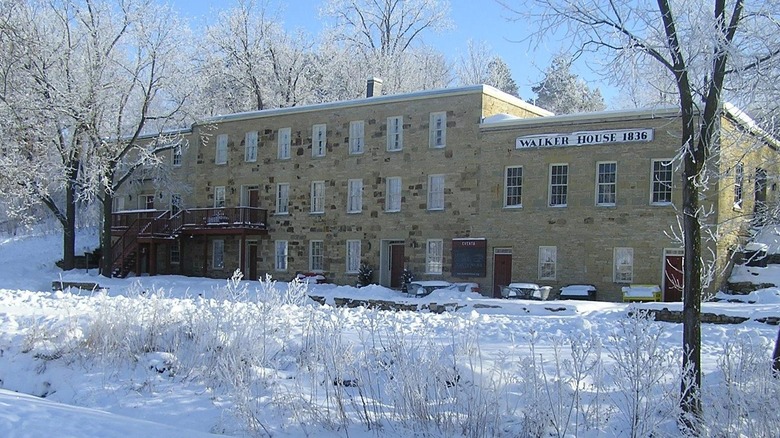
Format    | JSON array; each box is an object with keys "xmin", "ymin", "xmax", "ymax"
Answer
[
  {"xmin": 662, "ymin": 248, "xmax": 684, "ymax": 302},
  {"xmin": 493, "ymin": 248, "xmax": 513, "ymax": 298},
  {"xmin": 379, "ymin": 239, "xmax": 405, "ymax": 287}
]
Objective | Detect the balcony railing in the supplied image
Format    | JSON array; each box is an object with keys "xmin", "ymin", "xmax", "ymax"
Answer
[{"xmin": 112, "ymin": 207, "xmax": 268, "ymax": 237}]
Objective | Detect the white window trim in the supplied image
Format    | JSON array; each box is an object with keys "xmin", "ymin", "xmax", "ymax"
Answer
[
  {"xmin": 170, "ymin": 193, "xmax": 182, "ymax": 215},
  {"xmin": 734, "ymin": 163, "xmax": 744, "ymax": 210},
  {"xmin": 245, "ymin": 131, "xmax": 258, "ymax": 162},
  {"xmin": 212, "ymin": 239, "xmax": 225, "ymax": 270},
  {"xmin": 311, "ymin": 181, "xmax": 325, "ymax": 214},
  {"xmin": 346, "ymin": 240, "xmax": 361, "ymax": 274},
  {"xmin": 309, "ymin": 240, "xmax": 324, "ymax": 273},
  {"xmin": 387, "ymin": 116, "xmax": 403, "ymax": 152},
  {"xmin": 278, "ymin": 127, "xmax": 291, "ymax": 160},
  {"xmin": 614, "ymin": 247, "xmax": 634, "ymax": 283},
  {"xmin": 548, "ymin": 163, "xmax": 569, "ymax": 207},
  {"xmin": 312, "ymin": 124, "xmax": 326, "ymax": 157},
  {"xmin": 215, "ymin": 134, "xmax": 228, "ymax": 165},
  {"xmin": 386, "ymin": 177, "xmax": 402, "ymax": 212},
  {"xmin": 141, "ymin": 194, "xmax": 155, "ymax": 210},
  {"xmin": 596, "ymin": 161, "xmax": 617, "ymax": 207},
  {"xmin": 276, "ymin": 183, "xmax": 289, "ymax": 215},
  {"xmin": 651, "ymin": 159, "xmax": 673, "ymax": 205},
  {"xmin": 170, "ymin": 241, "xmax": 181, "ymax": 265},
  {"xmin": 172, "ymin": 145, "xmax": 182, "ymax": 167},
  {"xmin": 275, "ymin": 240, "xmax": 288, "ymax": 271},
  {"xmin": 427, "ymin": 174, "xmax": 445, "ymax": 211},
  {"xmin": 538, "ymin": 246, "xmax": 557, "ymax": 280},
  {"xmin": 425, "ymin": 239, "xmax": 444, "ymax": 274},
  {"xmin": 504, "ymin": 166, "xmax": 523, "ymax": 208},
  {"xmin": 213, "ymin": 186, "xmax": 226, "ymax": 208},
  {"xmin": 349, "ymin": 120, "xmax": 365, "ymax": 155},
  {"xmin": 347, "ymin": 179, "xmax": 363, "ymax": 213},
  {"xmin": 429, "ymin": 111, "xmax": 447, "ymax": 148}
]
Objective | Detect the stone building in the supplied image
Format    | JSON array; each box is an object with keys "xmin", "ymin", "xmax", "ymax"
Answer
[{"xmin": 112, "ymin": 81, "xmax": 780, "ymax": 301}]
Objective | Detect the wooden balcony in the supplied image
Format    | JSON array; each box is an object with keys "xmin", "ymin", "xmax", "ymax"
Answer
[{"xmin": 112, "ymin": 207, "xmax": 269, "ymax": 239}]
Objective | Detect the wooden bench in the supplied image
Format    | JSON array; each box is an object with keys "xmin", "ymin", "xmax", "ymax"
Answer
[
  {"xmin": 51, "ymin": 281, "xmax": 104, "ymax": 292},
  {"xmin": 622, "ymin": 284, "xmax": 662, "ymax": 302}
]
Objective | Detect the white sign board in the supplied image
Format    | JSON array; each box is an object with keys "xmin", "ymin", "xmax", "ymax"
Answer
[{"xmin": 516, "ymin": 128, "xmax": 654, "ymax": 149}]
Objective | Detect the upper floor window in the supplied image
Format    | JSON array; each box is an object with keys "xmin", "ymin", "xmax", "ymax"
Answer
[
  {"xmin": 112, "ymin": 196, "xmax": 125, "ymax": 212},
  {"xmin": 170, "ymin": 193, "xmax": 182, "ymax": 216},
  {"xmin": 172, "ymin": 145, "xmax": 182, "ymax": 166},
  {"xmin": 427, "ymin": 174, "xmax": 445, "ymax": 210},
  {"xmin": 312, "ymin": 124, "xmax": 326, "ymax": 157},
  {"xmin": 734, "ymin": 163, "xmax": 744, "ymax": 209},
  {"xmin": 347, "ymin": 179, "xmax": 363, "ymax": 213},
  {"xmin": 429, "ymin": 112, "xmax": 446, "ymax": 148},
  {"xmin": 276, "ymin": 183, "xmax": 289, "ymax": 215},
  {"xmin": 245, "ymin": 131, "xmax": 258, "ymax": 162},
  {"xmin": 651, "ymin": 159, "xmax": 673, "ymax": 204},
  {"xmin": 141, "ymin": 194, "xmax": 155, "ymax": 210},
  {"xmin": 549, "ymin": 164, "xmax": 568, "ymax": 207},
  {"xmin": 539, "ymin": 246, "xmax": 557, "ymax": 280},
  {"xmin": 213, "ymin": 186, "xmax": 226, "ymax": 208},
  {"xmin": 505, "ymin": 166, "xmax": 523, "ymax": 208},
  {"xmin": 386, "ymin": 177, "xmax": 402, "ymax": 212},
  {"xmin": 426, "ymin": 239, "xmax": 443, "ymax": 274},
  {"xmin": 387, "ymin": 116, "xmax": 403, "ymax": 152},
  {"xmin": 278, "ymin": 127, "xmax": 291, "ymax": 160},
  {"xmin": 309, "ymin": 240, "xmax": 324, "ymax": 272},
  {"xmin": 170, "ymin": 241, "xmax": 180, "ymax": 264},
  {"xmin": 215, "ymin": 134, "xmax": 228, "ymax": 165},
  {"xmin": 349, "ymin": 120, "xmax": 365, "ymax": 155},
  {"xmin": 614, "ymin": 247, "xmax": 634, "ymax": 283},
  {"xmin": 311, "ymin": 181, "xmax": 325, "ymax": 214},
  {"xmin": 346, "ymin": 240, "xmax": 361, "ymax": 274},
  {"xmin": 596, "ymin": 162, "xmax": 617, "ymax": 206}
]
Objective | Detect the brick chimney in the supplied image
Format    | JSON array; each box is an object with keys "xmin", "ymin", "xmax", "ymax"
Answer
[{"xmin": 366, "ymin": 77, "xmax": 383, "ymax": 98}]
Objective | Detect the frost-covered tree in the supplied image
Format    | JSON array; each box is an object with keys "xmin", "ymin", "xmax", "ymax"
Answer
[
  {"xmin": 503, "ymin": 0, "xmax": 780, "ymax": 431},
  {"xmin": 456, "ymin": 40, "xmax": 519, "ymax": 96},
  {"xmin": 532, "ymin": 55, "xmax": 605, "ymax": 114}
]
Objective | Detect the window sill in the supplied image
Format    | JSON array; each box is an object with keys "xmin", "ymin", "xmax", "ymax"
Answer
[{"xmin": 504, "ymin": 205, "xmax": 523, "ymax": 209}]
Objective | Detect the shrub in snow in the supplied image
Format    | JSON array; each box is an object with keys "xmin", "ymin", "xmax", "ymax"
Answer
[{"xmin": 357, "ymin": 263, "xmax": 373, "ymax": 287}]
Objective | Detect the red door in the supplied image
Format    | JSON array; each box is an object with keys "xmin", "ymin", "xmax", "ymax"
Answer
[
  {"xmin": 664, "ymin": 255, "xmax": 684, "ymax": 302},
  {"xmin": 390, "ymin": 243, "xmax": 405, "ymax": 289},
  {"xmin": 493, "ymin": 252, "xmax": 512, "ymax": 297}
]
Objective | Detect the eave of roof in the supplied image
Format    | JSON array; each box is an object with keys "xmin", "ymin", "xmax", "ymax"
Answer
[{"xmin": 479, "ymin": 106, "xmax": 681, "ymax": 131}]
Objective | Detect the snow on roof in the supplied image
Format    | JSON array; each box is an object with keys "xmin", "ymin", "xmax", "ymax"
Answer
[{"xmin": 482, "ymin": 113, "xmax": 522, "ymax": 123}]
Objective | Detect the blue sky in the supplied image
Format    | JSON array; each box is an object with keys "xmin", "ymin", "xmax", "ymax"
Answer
[{"xmin": 171, "ymin": 0, "xmax": 610, "ymax": 104}]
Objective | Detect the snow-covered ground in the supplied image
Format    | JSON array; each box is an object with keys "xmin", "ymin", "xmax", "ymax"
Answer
[{"xmin": 1, "ymin": 229, "xmax": 779, "ymax": 437}]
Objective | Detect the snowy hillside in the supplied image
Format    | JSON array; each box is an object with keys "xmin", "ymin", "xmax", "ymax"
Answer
[{"xmin": 1, "ymin": 230, "xmax": 779, "ymax": 437}]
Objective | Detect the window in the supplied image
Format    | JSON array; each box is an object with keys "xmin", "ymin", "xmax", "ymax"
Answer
[
  {"xmin": 245, "ymin": 131, "xmax": 258, "ymax": 162},
  {"xmin": 427, "ymin": 174, "xmax": 445, "ymax": 210},
  {"xmin": 212, "ymin": 240, "xmax": 224, "ymax": 269},
  {"xmin": 310, "ymin": 240, "xmax": 324, "ymax": 272},
  {"xmin": 349, "ymin": 120, "xmax": 365, "ymax": 155},
  {"xmin": 734, "ymin": 163, "xmax": 744, "ymax": 209},
  {"xmin": 386, "ymin": 177, "xmax": 402, "ymax": 212},
  {"xmin": 651, "ymin": 159, "xmax": 673, "ymax": 204},
  {"xmin": 596, "ymin": 162, "xmax": 617, "ymax": 206},
  {"xmin": 170, "ymin": 242, "xmax": 180, "ymax": 264},
  {"xmin": 387, "ymin": 116, "xmax": 403, "ymax": 151},
  {"xmin": 311, "ymin": 181, "xmax": 325, "ymax": 214},
  {"xmin": 215, "ymin": 134, "xmax": 228, "ymax": 165},
  {"xmin": 346, "ymin": 240, "xmax": 361, "ymax": 274},
  {"xmin": 426, "ymin": 239, "xmax": 443, "ymax": 274},
  {"xmin": 539, "ymin": 246, "xmax": 557, "ymax": 280},
  {"xmin": 172, "ymin": 145, "xmax": 182, "ymax": 166},
  {"xmin": 312, "ymin": 124, "xmax": 326, "ymax": 157},
  {"xmin": 278, "ymin": 127, "xmax": 291, "ymax": 159},
  {"xmin": 347, "ymin": 179, "xmax": 363, "ymax": 213},
  {"xmin": 275, "ymin": 240, "xmax": 288, "ymax": 271},
  {"xmin": 213, "ymin": 186, "xmax": 226, "ymax": 208},
  {"xmin": 429, "ymin": 112, "xmax": 446, "ymax": 148},
  {"xmin": 505, "ymin": 166, "xmax": 523, "ymax": 208},
  {"xmin": 614, "ymin": 247, "xmax": 634, "ymax": 283},
  {"xmin": 112, "ymin": 196, "xmax": 125, "ymax": 212},
  {"xmin": 549, "ymin": 164, "xmax": 568, "ymax": 207},
  {"xmin": 170, "ymin": 193, "xmax": 182, "ymax": 216},
  {"xmin": 141, "ymin": 194, "xmax": 155, "ymax": 210},
  {"xmin": 276, "ymin": 183, "xmax": 289, "ymax": 215}
]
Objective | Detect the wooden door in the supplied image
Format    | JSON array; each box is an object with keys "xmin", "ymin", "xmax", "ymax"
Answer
[
  {"xmin": 247, "ymin": 242, "xmax": 258, "ymax": 280},
  {"xmin": 248, "ymin": 188, "xmax": 260, "ymax": 223},
  {"xmin": 493, "ymin": 252, "xmax": 512, "ymax": 297},
  {"xmin": 390, "ymin": 243, "xmax": 405, "ymax": 289},
  {"xmin": 663, "ymin": 254, "xmax": 684, "ymax": 302}
]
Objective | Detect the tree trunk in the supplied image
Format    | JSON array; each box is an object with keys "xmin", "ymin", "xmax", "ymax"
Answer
[
  {"xmin": 61, "ymin": 176, "xmax": 77, "ymax": 270},
  {"xmin": 100, "ymin": 192, "xmax": 113, "ymax": 278}
]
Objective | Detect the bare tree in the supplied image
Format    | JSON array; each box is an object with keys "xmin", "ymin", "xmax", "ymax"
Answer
[
  {"xmin": 532, "ymin": 55, "xmax": 605, "ymax": 113},
  {"xmin": 456, "ymin": 40, "xmax": 519, "ymax": 96},
  {"xmin": 500, "ymin": 0, "xmax": 780, "ymax": 431}
]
